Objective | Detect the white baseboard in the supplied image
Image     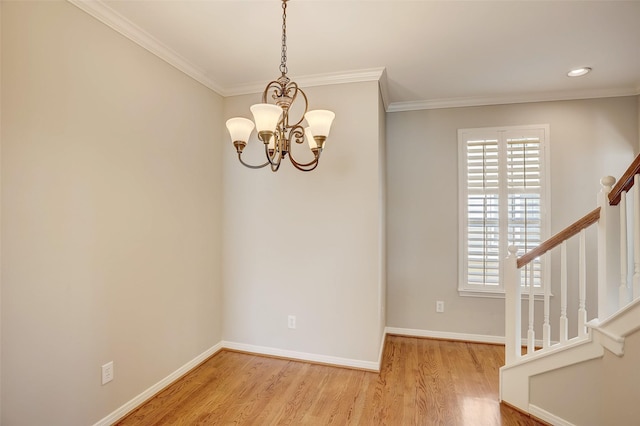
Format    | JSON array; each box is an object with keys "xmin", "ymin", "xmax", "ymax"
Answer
[
  {"xmin": 385, "ymin": 326, "xmax": 552, "ymax": 348},
  {"xmin": 385, "ymin": 326, "xmax": 505, "ymax": 344},
  {"xmin": 93, "ymin": 328, "xmax": 529, "ymax": 425},
  {"xmin": 529, "ymin": 403, "xmax": 576, "ymax": 426},
  {"xmin": 377, "ymin": 328, "xmax": 387, "ymax": 370},
  {"xmin": 92, "ymin": 338, "xmax": 381, "ymax": 425},
  {"xmin": 92, "ymin": 342, "xmax": 223, "ymax": 426},
  {"xmin": 222, "ymin": 340, "xmax": 380, "ymax": 371}
]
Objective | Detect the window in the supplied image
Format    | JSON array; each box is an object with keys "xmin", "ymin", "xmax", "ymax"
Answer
[{"xmin": 458, "ymin": 125, "xmax": 549, "ymax": 297}]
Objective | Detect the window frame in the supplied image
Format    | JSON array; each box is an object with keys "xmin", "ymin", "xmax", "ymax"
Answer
[{"xmin": 458, "ymin": 124, "xmax": 551, "ymax": 298}]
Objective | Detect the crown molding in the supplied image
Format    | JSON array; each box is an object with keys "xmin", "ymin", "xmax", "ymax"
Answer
[
  {"xmin": 67, "ymin": 0, "xmax": 387, "ymax": 100},
  {"xmin": 67, "ymin": 0, "xmax": 639, "ymax": 112},
  {"xmin": 223, "ymin": 67, "xmax": 387, "ymax": 97},
  {"xmin": 67, "ymin": 0, "xmax": 225, "ymax": 95},
  {"xmin": 387, "ymin": 86, "xmax": 640, "ymax": 112},
  {"xmin": 377, "ymin": 67, "xmax": 390, "ymax": 111}
]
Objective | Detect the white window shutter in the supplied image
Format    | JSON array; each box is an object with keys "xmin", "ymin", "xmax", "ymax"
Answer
[{"xmin": 459, "ymin": 126, "xmax": 549, "ymax": 296}]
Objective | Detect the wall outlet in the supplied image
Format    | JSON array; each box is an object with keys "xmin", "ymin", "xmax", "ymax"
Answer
[
  {"xmin": 436, "ymin": 301, "xmax": 445, "ymax": 313},
  {"xmin": 101, "ymin": 361, "xmax": 114, "ymax": 385},
  {"xmin": 288, "ymin": 315, "xmax": 296, "ymax": 329}
]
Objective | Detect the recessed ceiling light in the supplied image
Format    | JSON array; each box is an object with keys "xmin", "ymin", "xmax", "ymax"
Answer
[{"xmin": 567, "ymin": 67, "xmax": 592, "ymax": 77}]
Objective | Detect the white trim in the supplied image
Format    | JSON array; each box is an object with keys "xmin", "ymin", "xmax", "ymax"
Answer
[
  {"xmin": 529, "ymin": 403, "xmax": 577, "ymax": 426},
  {"xmin": 377, "ymin": 68, "xmax": 390, "ymax": 111},
  {"xmin": 387, "ymin": 87, "xmax": 640, "ymax": 112},
  {"xmin": 502, "ymin": 334, "xmax": 593, "ymax": 370},
  {"xmin": 65, "ymin": 0, "xmax": 640, "ymax": 111},
  {"xmin": 222, "ymin": 341, "xmax": 380, "ymax": 371},
  {"xmin": 591, "ymin": 326, "xmax": 625, "ymax": 356},
  {"xmin": 590, "ymin": 296, "xmax": 640, "ymax": 336},
  {"xmin": 66, "ymin": 0, "xmax": 388, "ymax": 100},
  {"xmin": 459, "ymin": 289, "xmax": 551, "ymax": 300},
  {"xmin": 92, "ymin": 342, "xmax": 223, "ymax": 426},
  {"xmin": 386, "ymin": 327, "xmax": 505, "ymax": 345},
  {"xmin": 386, "ymin": 326, "xmax": 550, "ymax": 348},
  {"xmin": 378, "ymin": 327, "xmax": 390, "ymax": 369},
  {"xmin": 224, "ymin": 68, "xmax": 386, "ymax": 97},
  {"xmin": 67, "ymin": 0, "xmax": 224, "ymax": 95}
]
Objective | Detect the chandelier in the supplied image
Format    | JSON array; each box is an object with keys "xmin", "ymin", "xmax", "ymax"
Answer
[{"xmin": 225, "ymin": 0, "xmax": 335, "ymax": 172}]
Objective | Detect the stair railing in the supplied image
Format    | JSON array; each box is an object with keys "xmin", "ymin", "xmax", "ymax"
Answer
[
  {"xmin": 505, "ymin": 153, "xmax": 640, "ymax": 365},
  {"xmin": 504, "ymin": 207, "xmax": 601, "ymax": 364},
  {"xmin": 606, "ymin": 155, "xmax": 640, "ymax": 309}
]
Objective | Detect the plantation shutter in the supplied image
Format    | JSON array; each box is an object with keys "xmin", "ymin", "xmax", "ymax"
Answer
[
  {"xmin": 459, "ymin": 126, "xmax": 548, "ymax": 295},
  {"xmin": 506, "ymin": 131, "xmax": 543, "ymax": 287},
  {"xmin": 466, "ymin": 137, "xmax": 501, "ymax": 287}
]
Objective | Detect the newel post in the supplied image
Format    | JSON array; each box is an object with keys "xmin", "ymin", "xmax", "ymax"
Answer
[
  {"xmin": 505, "ymin": 245, "xmax": 521, "ymax": 365},
  {"xmin": 598, "ymin": 176, "xmax": 619, "ymax": 320}
]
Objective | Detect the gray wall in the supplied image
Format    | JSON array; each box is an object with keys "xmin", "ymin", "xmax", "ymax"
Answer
[
  {"xmin": 222, "ymin": 81, "xmax": 386, "ymax": 363},
  {"xmin": 1, "ymin": 2, "xmax": 224, "ymax": 424},
  {"xmin": 387, "ymin": 97, "xmax": 638, "ymax": 337}
]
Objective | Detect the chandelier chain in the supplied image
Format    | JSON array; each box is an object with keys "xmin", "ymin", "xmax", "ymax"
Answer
[
  {"xmin": 280, "ymin": 0, "xmax": 288, "ymax": 75},
  {"xmin": 227, "ymin": 0, "xmax": 333, "ymax": 173}
]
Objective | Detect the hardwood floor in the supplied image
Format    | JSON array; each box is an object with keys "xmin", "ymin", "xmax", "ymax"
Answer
[{"xmin": 117, "ymin": 336, "xmax": 544, "ymax": 425}]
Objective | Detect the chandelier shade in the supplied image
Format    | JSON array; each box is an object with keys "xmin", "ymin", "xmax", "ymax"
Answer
[
  {"xmin": 304, "ymin": 110, "xmax": 336, "ymax": 139},
  {"xmin": 250, "ymin": 103, "xmax": 283, "ymax": 134},
  {"xmin": 225, "ymin": 0, "xmax": 335, "ymax": 172},
  {"xmin": 226, "ymin": 117, "xmax": 255, "ymax": 144},
  {"xmin": 305, "ymin": 127, "xmax": 317, "ymax": 150}
]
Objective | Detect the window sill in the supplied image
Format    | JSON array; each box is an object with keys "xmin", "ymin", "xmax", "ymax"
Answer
[{"xmin": 458, "ymin": 289, "xmax": 552, "ymax": 300}]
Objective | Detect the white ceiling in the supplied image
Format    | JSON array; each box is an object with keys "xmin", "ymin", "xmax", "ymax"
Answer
[{"xmin": 72, "ymin": 0, "xmax": 640, "ymax": 111}]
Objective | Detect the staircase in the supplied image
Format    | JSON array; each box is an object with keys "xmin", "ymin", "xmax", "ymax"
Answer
[{"xmin": 500, "ymin": 156, "xmax": 640, "ymax": 425}]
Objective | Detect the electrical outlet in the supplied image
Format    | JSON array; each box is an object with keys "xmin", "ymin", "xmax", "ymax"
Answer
[
  {"xmin": 436, "ymin": 301, "xmax": 445, "ymax": 313},
  {"xmin": 101, "ymin": 361, "xmax": 114, "ymax": 385},
  {"xmin": 288, "ymin": 315, "xmax": 296, "ymax": 329}
]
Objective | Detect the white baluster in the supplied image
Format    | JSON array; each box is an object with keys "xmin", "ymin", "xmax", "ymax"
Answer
[
  {"xmin": 578, "ymin": 229, "xmax": 587, "ymax": 338},
  {"xmin": 505, "ymin": 245, "xmax": 521, "ymax": 365},
  {"xmin": 543, "ymin": 252, "xmax": 550, "ymax": 349},
  {"xmin": 560, "ymin": 240, "xmax": 568, "ymax": 343},
  {"xmin": 598, "ymin": 176, "xmax": 618, "ymax": 320},
  {"xmin": 527, "ymin": 263, "xmax": 535, "ymax": 353},
  {"xmin": 620, "ymin": 191, "xmax": 630, "ymax": 308},
  {"xmin": 634, "ymin": 175, "xmax": 640, "ymax": 301}
]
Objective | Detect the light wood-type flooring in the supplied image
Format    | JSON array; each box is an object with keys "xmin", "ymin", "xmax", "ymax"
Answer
[{"xmin": 117, "ymin": 335, "xmax": 544, "ymax": 425}]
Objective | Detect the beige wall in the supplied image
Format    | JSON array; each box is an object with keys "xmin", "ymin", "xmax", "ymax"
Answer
[
  {"xmin": 530, "ymin": 329, "xmax": 640, "ymax": 425},
  {"xmin": 1, "ymin": 0, "xmax": 637, "ymax": 422},
  {"xmin": 222, "ymin": 81, "xmax": 385, "ymax": 363},
  {"xmin": 387, "ymin": 97, "xmax": 639, "ymax": 337},
  {"xmin": 1, "ymin": 2, "xmax": 223, "ymax": 424}
]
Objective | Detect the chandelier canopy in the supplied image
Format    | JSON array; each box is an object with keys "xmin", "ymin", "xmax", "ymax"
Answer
[{"xmin": 225, "ymin": 0, "xmax": 335, "ymax": 172}]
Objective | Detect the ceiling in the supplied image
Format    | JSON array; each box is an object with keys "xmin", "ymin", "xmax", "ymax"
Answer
[{"xmin": 72, "ymin": 0, "xmax": 640, "ymax": 111}]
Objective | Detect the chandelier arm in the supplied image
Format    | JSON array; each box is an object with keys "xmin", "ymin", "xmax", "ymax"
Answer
[
  {"xmin": 289, "ymin": 154, "xmax": 319, "ymax": 172},
  {"xmin": 287, "ymin": 84, "xmax": 308, "ymax": 129},
  {"xmin": 287, "ymin": 124, "xmax": 319, "ymax": 168},
  {"xmin": 237, "ymin": 152, "xmax": 270, "ymax": 169},
  {"xmin": 289, "ymin": 124, "xmax": 305, "ymax": 145},
  {"xmin": 265, "ymin": 145, "xmax": 284, "ymax": 169},
  {"xmin": 288, "ymin": 149, "xmax": 320, "ymax": 171},
  {"xmin": 270, "ymin": 160, "xmax": 282, "ymax": 172},
  {"xmin": 262, "ymin": 80, "xmax": 284, "ymax": 103}
]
